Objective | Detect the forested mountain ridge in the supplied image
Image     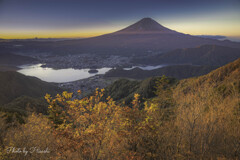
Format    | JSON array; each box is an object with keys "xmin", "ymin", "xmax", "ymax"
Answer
[
  {"xmin": 102, "ymin": 77, "xmax": 177, "ymax": 107},
  {"xmin": 175, "ymin": 57, "xmax": 240, "ymax": 95}
]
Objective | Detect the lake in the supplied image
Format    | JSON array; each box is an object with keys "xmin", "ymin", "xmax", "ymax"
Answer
[
  {"xmin": 18, "ymin": 64, "xmax": 112, "ymax": 83},
  {"xmin": 17, "ymin": 64, "xmax": 165, "ymax": 83}
]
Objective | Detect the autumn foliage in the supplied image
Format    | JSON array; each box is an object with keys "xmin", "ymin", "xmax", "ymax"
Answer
[{"xmin": 0, "ymin": 58, "xmax": 240, "ymax": 160}]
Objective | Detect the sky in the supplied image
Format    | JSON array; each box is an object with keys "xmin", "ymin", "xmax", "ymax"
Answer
[{"xmin": 0, "ymin": 0, "xmax": 240, "ymax": 39}]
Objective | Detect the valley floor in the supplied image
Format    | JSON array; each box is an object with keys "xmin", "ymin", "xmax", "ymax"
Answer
[{"xmin": 58, "ymin": 75, "xmax": 118, "ymax": 98}]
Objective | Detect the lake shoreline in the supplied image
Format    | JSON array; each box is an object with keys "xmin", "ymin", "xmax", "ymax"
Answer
[{"xmin": 17, "ymin": 63, "xmax": 166, "ymax": 83}]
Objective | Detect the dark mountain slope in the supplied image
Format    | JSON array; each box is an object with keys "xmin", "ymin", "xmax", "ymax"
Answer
[
  {"xmin": 0, "ymin": 96, "xmax": 49, "ymax": 116},
  {"xmin": 102, "ymin": 77, "xmax": 177, "ymax": 107},
  {"xmin": 133, "ymin": 45, "xmax": 240, "ymax": 66},
  {"xmin": 175, "ymin": 58, "xmax": 240, "ymax": 97},
  {"xmin": 0, "ymin": 52, "xmax": 37, "ymax": 66},
  {"xmin": 0, "ymin": 71, "xmax": 61, "ymax": 105},
  {"xmin": 105, "ymin": 65, "xmax": 217, "ymax": 80},
  {"xmin": 103, "ymin": 58, "xmax": 240, "ymax": 107},
  {"xmin": 0, "ymin": 65, "xmax": 19, "ymax": 71}
]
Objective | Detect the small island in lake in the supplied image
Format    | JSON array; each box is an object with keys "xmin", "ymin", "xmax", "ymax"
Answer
[{"xmin": 88, "ymin": 69, "xmax": 98, "ymax": 74}]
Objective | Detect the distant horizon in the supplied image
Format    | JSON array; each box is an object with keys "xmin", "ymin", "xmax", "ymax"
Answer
[
  {"xmin": 1, "ymin": 35, "xmax": 240, "ymax": 42},
  {"xmin": 1, "ymin": 17, "xmax": 240, "ymax": 42},
  {"xmin": 0, "ymin": 0, "xmax": 239, "ymax": 39},
  {"xmin": 1, "ymin": 18, "xmax": 240, "ymax": 39},
  {"xmin": 1, "ymin": 28, "xmax": 240, "ymax": 43}
]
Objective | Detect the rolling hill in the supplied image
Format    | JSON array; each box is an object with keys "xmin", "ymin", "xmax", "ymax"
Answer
[{"xmin": 0, "ymin": 71, "xmax": 61, "ymax": 105}]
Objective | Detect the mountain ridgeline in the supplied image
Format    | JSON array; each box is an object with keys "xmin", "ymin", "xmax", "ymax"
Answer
[
  {"xmin": 133, "ymin": 44, "xmax": 240, "ymax": 66},
  {"xmin": 104, "ymin": 58, "xmax": 240, "ymax": 107},
  {"xmin": 54, "ymin": 18, "xmax": 240, "ymax": 55},
  {"xmin": 114, "ymin": 17, "xmax": 177, "ymax": 33},
  {"xmin": 105, "ymin": 45, "xmax": 240, "ymax": 80},
  {"xmin": 175, "ymin": 57, "xmax": 240, "ymax": 96},
  {"xmin": 102, "ymin": 77, "xmax": 176, "ymax": 107},
  {"xmin": 0, "ymin": 52, "xmax": 37, "ymax": 66},
  {"xmin": 0, "ymin": 71, "xmax": 61, "ymax": 118},
  {"xmin": 0, "ymin": 71, "xmax": 61, "ymax": 105},
  {"xmin": 1, "ymin": 18, "xmax": 240, "ymax": 55},
  {"xmin": 105, "ymin": 65, "xmax": 218, "ymax": 80}
]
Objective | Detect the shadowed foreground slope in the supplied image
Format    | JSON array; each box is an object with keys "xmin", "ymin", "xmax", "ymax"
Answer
[{"xmin": 0, "ymin": 71, "xmax": 60, "ymax": 105}]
